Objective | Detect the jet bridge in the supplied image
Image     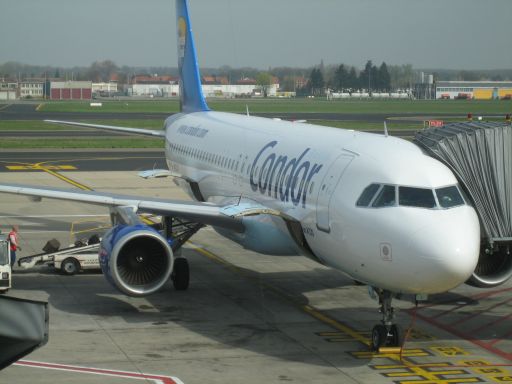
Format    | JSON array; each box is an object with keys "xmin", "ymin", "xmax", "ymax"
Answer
[
  {"xmin": 414, "ymin": 121, "xmax": 512, "ymax": 287},
  {"xmin": 0, "ymin": 295, "xmax": 49, "ymax": 370}
]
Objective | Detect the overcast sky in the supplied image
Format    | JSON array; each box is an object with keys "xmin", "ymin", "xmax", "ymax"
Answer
[{"xmin": 1, "ymin": 0, "xmax": 511, "ymax": 70}]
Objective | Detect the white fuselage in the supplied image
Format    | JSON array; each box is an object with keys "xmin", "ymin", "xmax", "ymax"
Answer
[{"xmin": 164, "ymin": 111, "xmax": 480, "ymax": 295}]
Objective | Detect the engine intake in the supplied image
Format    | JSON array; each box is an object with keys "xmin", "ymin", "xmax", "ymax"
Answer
[
  {"xmin": 100, "ymin": 225, "xmax": 173, "ymax": 296},
  {"xmin": 466, "ymin": 242, "xmax": 512, "ymax": 288}
]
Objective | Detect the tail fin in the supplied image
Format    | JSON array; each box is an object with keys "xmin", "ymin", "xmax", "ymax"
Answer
[{"xmin": 176, "ymin": 0, "xmax": 209, "ymax": 113}]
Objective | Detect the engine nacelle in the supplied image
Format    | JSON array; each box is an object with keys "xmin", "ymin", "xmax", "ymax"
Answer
[
  {"xmin": 99, "ymin": 224, "xmax": 173, "ymax": 296},
  {"xmin": 466, "ymin": 242, "xmax": 512, "ymax": 288}
]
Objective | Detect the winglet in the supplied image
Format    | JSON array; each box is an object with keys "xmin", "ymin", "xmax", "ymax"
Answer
[{"xmin": 176, "ymin": 0, "xmax": 209, "ymax": 113}]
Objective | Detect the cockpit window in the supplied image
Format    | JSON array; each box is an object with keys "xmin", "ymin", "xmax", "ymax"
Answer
[
  {"xmin": 356, "ymin": 184, "xmax": 380, "ymax": 207},
  {"xmin": 436, "ymin": 186, "xmax": 465, "ymax": 208},
  {"xmin": 372, "ymin": 185, "xmax": 396, "ymax": 207},
  {"xmin": 399, "ymin": 186, "xmax": 436, "ymax": 208}
]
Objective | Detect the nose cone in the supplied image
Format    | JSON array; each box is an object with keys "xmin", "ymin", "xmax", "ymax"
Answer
[{"xmin": 407, "ymin": 206, "xmax": 480, "ymax": 293}]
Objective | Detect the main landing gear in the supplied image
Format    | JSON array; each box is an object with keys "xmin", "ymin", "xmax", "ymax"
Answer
[
  {"xmin": 160, "ymin": 216, "xmax": 204, "ymax": 292},
  {"xmin": 370, "ymin": 289, "xmax": 403, "ymax": 351}
]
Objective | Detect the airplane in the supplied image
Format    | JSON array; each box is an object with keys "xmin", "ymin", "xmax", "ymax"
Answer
[{"xmin": 0, "ymin": 0, "xmax": 483, "ymax": 351}]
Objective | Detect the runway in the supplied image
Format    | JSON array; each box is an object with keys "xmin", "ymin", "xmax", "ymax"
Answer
[{"xmin": 0, "ymin": 168, "xmax": 511, "ymax": 384}]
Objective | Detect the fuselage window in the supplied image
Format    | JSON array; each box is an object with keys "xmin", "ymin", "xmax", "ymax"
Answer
[
  {"xmin": 372, "ymin": 185, "xmax": 396, "ymax": 207},
  {"xmin": 356, "ymin": 183, "xmax": 380, "ymax": 207},
  {"xmin": 436, "ymin": 185, "xmax": 465, "ymax": 208},
  {"xmin": 399, "ymin": 186, "xmax": 436, "ymax": 208}
]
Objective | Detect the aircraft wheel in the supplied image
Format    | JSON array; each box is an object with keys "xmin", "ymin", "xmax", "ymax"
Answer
[
  {"xmin": 389, "ymin": 324, "xmax": 403, "ymax": 347},
  {"xmin": 61, "ymin": 258, "xmax": 80, "ymax": 275},
  {"xmin": 172, "ymin": 258, "xmax": 189, "ymax": 291},
  {"xmin": 371, "ymin": 324, "xmax": 388, "ymax": 351}
]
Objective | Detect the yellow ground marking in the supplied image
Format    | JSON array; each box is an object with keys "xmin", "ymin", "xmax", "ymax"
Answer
[
  {"xmin": 36, "ymin": 103, "xmax": 44, "ymax": 111},
  {"xmin": 457, "ymin": 359, "xmax": 493, "ymax": 367},
  {"xmin": 458, "ymin": 361, "xmax": 512, "ymax": 381},
  {"xmin": 431, "ymin": 346, "xmax": 470, "ymax": 357},
  {"xmin": 7, "ymin": 165, "xmax": 77, "ymax": 171},
  {"xmin": 379, "ymin": 346, "xmax": 402, "ymax": 354},
  {"xmin": 42, "ymin": 168, "xmax": 92, "ymax": 191},
  {"xmin": 476, "ymin": 368, "xmax": 511, "ymax": 375},
  {"xmin": 373, "ymin": 363, "xmax": 451, "ymax": 369},
  {"xmin": 385, "ymin": 369, "xmax": 468, "ymax": 377},
  {"xmin": 490, "ymin": 375, "xmax": 512, "ymax": 382},
  {"xmin": 398, "ymin": 379, "xmax": 480, "ymax": 384},
  {"xmin": 352, "ymin": 349, "xmax": 431, "ymax": 359},
  {"xmin": 0, "ymin": 104, "xmax": 11, "ymax": 111}
]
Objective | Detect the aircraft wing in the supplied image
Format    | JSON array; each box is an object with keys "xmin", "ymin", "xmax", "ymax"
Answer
[
  {"xmin": 0, "ymin": 183, "xmax": 244, "ymax": 232},
  {"xmin": 45, "ymin": 120, "xmax": 166, "ymax": 137}
]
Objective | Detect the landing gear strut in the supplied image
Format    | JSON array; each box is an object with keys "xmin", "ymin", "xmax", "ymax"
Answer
[{"xmin": 371, "ymin": 289, "xmax": 403, "ymax": 351}]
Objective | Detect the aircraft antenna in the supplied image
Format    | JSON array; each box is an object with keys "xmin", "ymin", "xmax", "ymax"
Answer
[
  {"xmin": 384, "ymin": 121, "xmax": 389, "ymax": 137},
  {"xmin": 246, "ymin": 104, "xmax": 250, "ymax": 116}
]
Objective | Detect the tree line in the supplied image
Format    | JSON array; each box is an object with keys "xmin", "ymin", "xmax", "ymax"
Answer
[
  {"xmin": 304, "ymin": 60, "xmax": 392, "ymax": 96},
  {"xmin": 1, "ymin": 60, "xmax": 511, "ymax": 94}
]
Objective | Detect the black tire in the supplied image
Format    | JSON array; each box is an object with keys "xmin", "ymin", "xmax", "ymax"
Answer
[
  {"xmin": 0, "ymin": 289, "xmax": 8, "ymax": 295},
  {"xmin": 172, "ymin": 258, "xmax": 189, "ymax": 291},
  {"xmin": 371, "ymin": 324, "xmax": 388, "ymax": 351},
  {"xmin": 389, "ymin": 324, "xmax": 403, "ymax": 347},
  {"xmin": 61, "ymin": 258, "xmax": 80, "ymax": 275}
]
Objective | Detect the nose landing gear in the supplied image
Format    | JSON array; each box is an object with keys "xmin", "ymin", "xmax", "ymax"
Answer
[{"xmin": 371, "ymin": 289, "xmax": 403, "ymax": 351}]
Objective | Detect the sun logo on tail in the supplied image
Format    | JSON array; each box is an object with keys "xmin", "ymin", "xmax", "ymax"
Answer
[{"xmin": 178, "ymin": 17, "xmax": 187, "ymax": 61}]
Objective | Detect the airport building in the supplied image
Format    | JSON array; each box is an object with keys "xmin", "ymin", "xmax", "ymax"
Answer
[
  {"xmin": 128, "ymin": 76, "xmax": 279, "ymax": 98},
  {"xmin": 45, "ymin": 81, "xmax": 92, "ymax": 100},
  {"xmin": 92, "ymin": 82, "xmax": 118, "ymax": 95},
  {"xmin": 0, "ymin": 82, "xmax": 17, "ymax": 100},
  {"xmin": 19, "ymin": 81, "xmax": 44, "ymax": 99},
  {"xmin": 435, "ymin": 81, "xmax": 512, "ymax": 100}
]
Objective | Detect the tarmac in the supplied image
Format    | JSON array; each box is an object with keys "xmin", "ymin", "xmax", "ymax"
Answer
[{"xmin": 0, "ymin": 166, "xmax": 511, "ymax": 384}]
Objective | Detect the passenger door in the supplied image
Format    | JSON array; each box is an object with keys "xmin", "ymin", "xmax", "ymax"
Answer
[{"xmin": 316, "ymin": 153, "xmax": 354, "ymax": 233}]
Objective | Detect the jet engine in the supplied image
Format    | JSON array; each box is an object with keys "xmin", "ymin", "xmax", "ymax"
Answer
[
  {"xmin": 99, "ymin": 224, "xmax": 173, "ymax": 296},
  {"xmin": 466, "ymin": 242, "xmax": 512, "ymax": 288}
]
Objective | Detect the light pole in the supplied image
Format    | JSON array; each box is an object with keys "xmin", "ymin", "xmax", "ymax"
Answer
[{"xmin": 368, "ymin": 61, "xmax": 371, "ymax": 96}]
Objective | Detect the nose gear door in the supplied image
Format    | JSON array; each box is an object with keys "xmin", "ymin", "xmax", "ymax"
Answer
[{"xmin": 316, "ymin": 153, "xmax": 353, "ymax": 232}]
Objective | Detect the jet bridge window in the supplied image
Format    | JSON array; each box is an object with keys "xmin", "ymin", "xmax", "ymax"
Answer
[
  {"xmin": 356, "ymin": 183, "xmax": 380, "ymax": 207},
  {"xmin": 436, "ymin": 186, "xmax": 465, "ymax": 208},
  {"xmin": 399, "ymin": 186, "xmax": 436, "ymax": 208},
  {"xmin": 372, "ymin": 185, "xmax": 396, "ymax": 207}
]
